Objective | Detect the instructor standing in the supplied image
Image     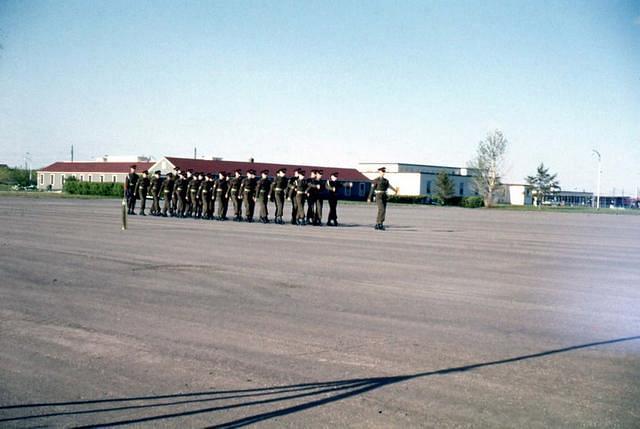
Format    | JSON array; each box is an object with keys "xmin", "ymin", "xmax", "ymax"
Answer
[{"xmin": 367, "ymin": 167, "xmax": 398, "ymax": 230}]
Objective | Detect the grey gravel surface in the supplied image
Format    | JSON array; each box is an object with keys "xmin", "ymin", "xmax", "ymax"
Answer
[{"xmin": 1, "ymin": 197, "xmax": 639, "ymax": 428}]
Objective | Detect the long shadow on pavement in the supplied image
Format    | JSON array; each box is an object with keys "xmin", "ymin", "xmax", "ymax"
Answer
[{"xmin": 1, "ymin": 335, "xmax": 638, "ymax": 428}]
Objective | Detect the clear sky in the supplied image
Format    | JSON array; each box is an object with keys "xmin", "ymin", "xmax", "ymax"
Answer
[{"xmin": 1, "ymin": 0, "xmax": 639, "ymax": 194}]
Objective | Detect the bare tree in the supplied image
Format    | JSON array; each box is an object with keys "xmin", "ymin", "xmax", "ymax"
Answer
[{"xmin": 468, "ymin": 130, "xmax": 508, "ymax": 207}]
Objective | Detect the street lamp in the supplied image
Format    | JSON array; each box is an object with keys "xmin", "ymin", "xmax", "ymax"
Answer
[{"xmin": 592, "ymin": 149, "xmax": 601, "ymax": 210}]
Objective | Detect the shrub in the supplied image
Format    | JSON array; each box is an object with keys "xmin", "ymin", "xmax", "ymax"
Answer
[
  {"xmin": 387, "ymin": 195, "xmax": 430, "ymax": 204},
  {"xmin": 63, "ymin": 177, "xmax": 124, "ymax": 197},
  {"xmin": 462, "ymin": 196, "xmax": 484, "ymax": 208}
]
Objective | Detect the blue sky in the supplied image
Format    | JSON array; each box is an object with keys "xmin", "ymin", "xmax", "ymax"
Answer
[{"xmin": 1, "ymin": 0, "xmax": 639, "ymax": 194}]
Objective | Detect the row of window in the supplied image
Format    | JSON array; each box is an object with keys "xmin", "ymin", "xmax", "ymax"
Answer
[
  {"xmin": 424, "ymin": 180, "xmax": 468, "ymax": 196},
  {"xmin": 40, "ymin": 174, "xmax": 120, "ymax": 185}
]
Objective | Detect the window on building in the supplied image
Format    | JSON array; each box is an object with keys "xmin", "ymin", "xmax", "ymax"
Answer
[
  {"xmin": 61, "ymin": 175, "xmax": 65, "ymax": 185},
  {"xmin": 100, "ymin": 175, "xmax": 104, "ymax": 183},
  {"xmin": 88, "ymin": 175, "xmax": 92, "ymax": 182},
  {"xmin": 359, "ymin": 183, "xmax": 366, "ymax": 196},
  {"xmin": 80, "ymin": 175, "xmax": 84, "ymax": 181},
  {"xmin": 344, "ymin": 185, "xmax": 352, "ymax": 197},
  {"xmin": 50, "ymin": 175, "xmax": 54, "ymax": 185},
  {"xmin": 113, "ymin": 175, "xmax": 117, "ymax": 183},
  {"xmin": 426, "ymin": 181, "xmax": 431, "ymax": 194},
  {"xmin": 40, "ymin": 174, "xmax": 44, "ymax": 185},
  {"xmin": 459, "ymin": 182, "xmax": 464, "ymax": 196}
]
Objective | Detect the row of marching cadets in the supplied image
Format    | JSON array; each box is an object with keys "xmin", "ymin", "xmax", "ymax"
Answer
[{"xmin": 124, "ymin": 165, "xmax": 351, "ymax": 226}]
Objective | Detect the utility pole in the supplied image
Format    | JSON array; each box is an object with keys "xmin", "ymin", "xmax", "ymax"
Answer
[
  {"xmin": 592, "ymin": 149, "xmax": 601, "ymax": 210},
  {"xmin": 194, "ymin": 147, "xmax": 197, "ymax": 160},
  {"xmin": 71, "ymin": 145, "xmax": 74, "ymax": 162},
  {"xmin": 25, "ymin": 152, "xmax": 32, "ymax": 183}
]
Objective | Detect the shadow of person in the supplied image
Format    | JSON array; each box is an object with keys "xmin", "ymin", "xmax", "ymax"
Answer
[{"xmin": 1, "ymin": 335, "xmax": 638, "ymax": 428}]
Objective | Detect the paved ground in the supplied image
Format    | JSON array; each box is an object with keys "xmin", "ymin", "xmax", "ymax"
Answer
[{"xmin": 0, "ymin": 196, "xmax": 639, "ymax": 428}]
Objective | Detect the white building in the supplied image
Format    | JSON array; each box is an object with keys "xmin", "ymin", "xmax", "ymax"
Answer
[
  {"xmin": 357, "ymin": 162, "xmax": 480, "ymax": 198},
  {"xmin": 497, "ymin": 184, "xmax": 533, "ymax": 206}
]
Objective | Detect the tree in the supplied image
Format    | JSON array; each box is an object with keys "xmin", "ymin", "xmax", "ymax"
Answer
[
  {"xmin": 435, "ymin": 171, "xmax": 454, "ymax": 204},
  {"xmin": 468, "ymin": 130, "xmax": 508, "ymax": 207},
  {"xmin": 525, "ymin": 163, "xmax": 560, "ymax": 206}
]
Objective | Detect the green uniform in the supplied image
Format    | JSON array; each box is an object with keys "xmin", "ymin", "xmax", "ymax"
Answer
[
  {"xmin": 150, "ymin": 176, "xmax": 161, "ymax": 215},
  {"xmin": 229, "ymin": 176, "xmax": 243, "ymax": 220},
  {"xmin": 187, "ymin": 178, "xmax": 200, "ymax": 218},
  {"xmin": 215, "ymin": 178, "xmax": 229, "ymax": 220},
  {"xmin": 368, "ymin": 177, "xmax": 391, "ymax": 226},
  {"xmin": 256, "ymin": 176, "xmax": 271, "ymax": 222},
  {"xmin": 125, "ymin": 172, "xmax": 139, "ymax": 214},
  {"xmin": 200, "ymin": 179, "xmax": 213, "ymax": 219},
  {"xmin": 270, "ymin": 176, "xmax": 288, "ymax": 223},
  {"xmin": 287, "ymin": 176, "xmax": 298, "ymax": 224},
  {"xmin": 295, "ymin": 177, "xmax": 307, "ymax": 223},
  {"xmin": 136, "ymin": 176, "xmax": 150, "ymax": 215},
  {"xmin": 326, "ymin": 179, "xmax": 342, "ymax": 226},
  {"xmin": 175, "ymin": 177, "xmax": 188, "ymax": 217},
  {"xmin": 160, "ymin": 177, "xmax": 174, "ymax": 216},
  {"xmin": 240, "ymin": 177, "xmax": 257, "ymax": 221}
]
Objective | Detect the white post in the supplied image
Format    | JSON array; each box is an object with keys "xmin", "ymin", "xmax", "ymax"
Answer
[{"xmin": 592, "ymin": 149, "xmax": 601, "ymax": 210}]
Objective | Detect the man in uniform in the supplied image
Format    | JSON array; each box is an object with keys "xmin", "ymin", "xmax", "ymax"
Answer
[
  {"xmin": 171, "ymin": 166, "xmax": 182, "ymax": 214},
  {"xmin": 305, "ymin": 170, "xmax": 318, "ymax": 224},
  {"xmin": 175, "ymin": 172, "xmax": 188, "ymax": 217},
  {"xmin": 312, "ymin": 170, "xmax": 325, "ymax": 225},
  {"xmin": 160, "ymin": 172, "xmax": 174, "ymax": 217},
  {"xmin": 286, "ymin": 169, "xmax": 300, "ymax": 224},
  {"xmin": 124, "ymin": 165, "xmax": 139, "ymax": 215},
  {"xmin": 326, "ymin": 172, "xmax": 342, "ymax": 226},
  {"xmin": 136, "ymin": 170, "xmax": 150, "ymax": 216},
  {"xmin": 184, "ymin": 169, "xmax": 195, "ymax": 217},
  {"xmin": 270, "ymin": 168, "xmax": 287, "ymax": 224},
  {"xmin": 256, "ymin": 169, "xmax": 271, "ymax": 223},
  {"xmin": 367, "ymin": 166, "xmax": 398, "ymax": 230},
  {"xmin": 215, "ymin": 171, "xmax": 229, "ymax": 220},
  {"xmin": 186, "ymin": 171, "xmax": 200, "ymax": 218},
  {"xmin": 200, "ymin": 173, "xmax": 214, "ymax": 219},
  {"xmin": 295, "ymin": 170, "xmax": 308, "ymax": 225},
  {"xmin": 240, "ymin": 169, "xmax": 257, "ymax": 222},
  {"xmin": 150, "ymin": 170, "xmax": 162, "ymax": 216},
  {"xmin": 228, "ymin": 169, "xmax": 243, "ymax": 221}
]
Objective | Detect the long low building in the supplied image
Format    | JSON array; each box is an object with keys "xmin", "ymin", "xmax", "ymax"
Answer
[
  {"xmin": 37, "ymin": 161, "xmax": 154, "ymax": 191},
  {"xmin": 37, "ymin": 157, "xmax": 372, "ymax": 200}
]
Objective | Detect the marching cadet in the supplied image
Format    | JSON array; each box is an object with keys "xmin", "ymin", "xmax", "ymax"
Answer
[
  {"xmin": 175, "ymin": 172, "xmax": 188, "ymax": 217},
  {"xmin": 270, "ymin": 168, "xmax": 287, "ymax": 224},
  {"xmin": 240, "ymin": 169, "xmax": 257, "ymax": 222},
  {"xmin": 313, "ymin": 170, "xmax": 325, "ymax": 225},
  {"xmin": 171, "ymin": 166, "xmax": 182, "ymax": 213},
  {"xmin": 194, "ymin": 172, "xmax": 205, "ymax": 219},
  {"xmin": 124, "ymin": 164, "xmax": 139, "ymax": 215},
  {"xmin": 184, "ymin": 169, "xmax": 195, "ymax": 217},
  {"xmin": 305, "ymin": 170, "xmax": 318, "ymax": 224},
  {"xmin": 200, "ymin": 173, "xmax": 214, "ymax": 219},
  {"xmin": 326, "ymin": 172, "xmax": 342, "ymax": 226},
  {"xmin": 160, "ymin": 172, "xmax": 174, "ymax": 217},
  {"xmin": 286, "ymin": 169, "xmax": 300, "ymax": 224},
  {"xmin": 215, "ymin": 171, "xmax": 230, "ymax": 220},
  {"xmin": 256, "ymin": 169, "xmax": 271, "ymax": 223},
  {"xmin": 367, "ymin": 166, "xmax": 398, "ymax": 230},
  {"xmin": 150, "ymin": 170, "xmax": 162, "ymax": 216},
  {"xmin": 229, "ymin": 169, "xmax": 243, "ymax": 221},
  {"xmin": 295, "ymin": 170, "xmax": 308, "ymax": 225},
  {"xmin": 136, "ymin": 170, "xmax": 150, "ymax": 216},
  {"xmin": 186, "ymin": 171, "xmax": 200, "ymax": 218}
]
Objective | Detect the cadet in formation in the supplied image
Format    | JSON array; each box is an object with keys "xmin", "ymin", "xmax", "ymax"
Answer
[
  {"xmin": 215, "ymin": 171, "xmax": 229, "ymax": 220},
  {"xmin": 367, "ymin": 166, "xmax": 398, "ymax": 230},
  {"xmin": 124, "ymin": 165, "xmax": 139, "ymax": 215},
  {"xmin": 240, "ymin": 169, "xmax": 257, "ymax": 222},
  {"xmin": 270, "ymin": 168, "xmax": 288, "ymax": 224},
  {"xmin": 229, "ymin": 169, "xmax": 243, "ymax": 221},
  {"xmin": 149, "ymin": 170, "xmax": 162, "ymax": 216}
]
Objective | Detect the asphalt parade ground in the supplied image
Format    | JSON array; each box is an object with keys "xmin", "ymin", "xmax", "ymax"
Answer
[{"xmin": 1, "ymin": 197, "xmax": 639, "ymax": 428}]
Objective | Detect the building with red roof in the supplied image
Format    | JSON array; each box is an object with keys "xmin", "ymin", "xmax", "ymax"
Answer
[{"xmin": 37, "ymin": 161, "xmax": 153, "ymax": 191}]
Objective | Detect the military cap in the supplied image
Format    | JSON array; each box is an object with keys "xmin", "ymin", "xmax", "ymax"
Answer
[
  {"xmin": 235, "ymin": 168, "xmax": 242, "ymax": 174},
  {"xmin": 317, "ymin": 170, "xmax": 323, "ymax": 174},
  {"xmin": 206, "ymin": 173, "xmax": 213, "ymax": 178},
  {"xmin": 130, "ymin": 164, "xmax": 137, "ymax": 169},
  {"xmin": 187, "ymin": 168, "xmax": 193, "ymax": 173},
  {"xmin": 142, "ymin": 170, "xmax": 149, "ymax": 174},
  {"xmin": 331, "ymin": 172, "xmax": 339, "ymax": 177},
  {"xmin": 220, "ymin": 171, "xmax": 227, "ymax": 177},
  {"xmin": 154, "ymin": 170, "xmax": 161, "ymax": 175},
  {"xmin": 277, "ymin": 168, "xmax": 287, "ymax": 174},
  {"xmin": 298, "ymin": 170, "xmax": 305, "ymax": 175},
  {"xmin": 248, "ymin": 169, "xmax": 256, "ymax": 174},
  {"xmin": 166, "ymin": 172, "xmax": 173, "ymax": 177},
  {"xmin": 261, "ymin": 169, "xmax": 269, "ymax": 175},
  {"xmin": 377, "ymin": 166, "xmax": 386, "ymax": 172}
]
